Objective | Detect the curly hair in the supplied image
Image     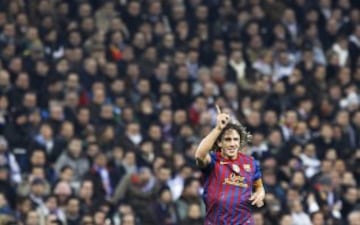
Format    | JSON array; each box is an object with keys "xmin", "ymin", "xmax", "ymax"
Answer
[{"xmin": 212, "ymin": 122, "xmax": 252, "ymax": 152}]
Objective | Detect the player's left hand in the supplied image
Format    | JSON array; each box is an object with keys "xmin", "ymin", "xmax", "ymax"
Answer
[{"xmin": 250, "ymin": 189, "xmax": 265, "ymax": 207}]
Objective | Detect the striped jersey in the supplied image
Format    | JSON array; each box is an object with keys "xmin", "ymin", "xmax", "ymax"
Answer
[{"xmin": 201, "ymin": 151, "xmax": 262, "ymax": 225}]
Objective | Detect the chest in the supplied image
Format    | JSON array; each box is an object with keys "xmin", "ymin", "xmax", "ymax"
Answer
[{"xmin": 213, "ymin": 159, "xmax": 254, "ymax": 185}]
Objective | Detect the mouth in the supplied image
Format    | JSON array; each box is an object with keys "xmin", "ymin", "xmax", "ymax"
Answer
[{"xmin": 225, "ymin": 148, "xmax": 237, "ymax": 154}]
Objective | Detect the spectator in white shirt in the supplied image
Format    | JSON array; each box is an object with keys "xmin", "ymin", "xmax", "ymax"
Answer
[
  {"xmin": 290, "ymin": 199, "xmax": 312, "ymax": 225},
  {"xmin": 300, "ymin": 143, "xmax": 321, "ymax": 178},
  {"xmin": 0, "ymin": 136, "xmax": 21, "ymax": 184},
  {"xmin": 273, "ymin": 51, "xmax": 295, "ymax": 82},
  {"xmin": 167, "ymin": 164, "xmax": 193, "ymax": 201}
]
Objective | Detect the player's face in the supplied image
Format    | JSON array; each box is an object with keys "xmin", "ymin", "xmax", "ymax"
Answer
[{"xmin": 218, "ymin": 129, "xmax": 240, "ymax": 159}]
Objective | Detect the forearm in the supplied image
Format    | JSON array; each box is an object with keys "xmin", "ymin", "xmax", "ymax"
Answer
[
  {"xmin": 250, "ymin": 179, "xmax": 265, "ymax": 207},
  {"xmin": 111, "ymin": 176, "xmax": 129, "ymax": 203},
  {"xmin": 253, "ymin": 179, "xmax": 265, "ymax": 194},
  {"xmin": 194, "ymin": 127, "xmax": 222, "ymax": 160}
]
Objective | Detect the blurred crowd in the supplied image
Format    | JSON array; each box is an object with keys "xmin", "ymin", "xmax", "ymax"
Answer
[{"xmin": 0, "ymin": 0, "xmax": 359, "ymax": 225}]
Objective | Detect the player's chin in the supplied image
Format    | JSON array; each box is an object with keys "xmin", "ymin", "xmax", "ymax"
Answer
[{"xmin": 228, "ymin": 150, "xmax": 238, "ymax": 156}]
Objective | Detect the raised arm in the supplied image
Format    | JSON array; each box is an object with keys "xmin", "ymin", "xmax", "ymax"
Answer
[{"xmin": 194, "ymin": 105, "xmax": 230, "ymax": 167}]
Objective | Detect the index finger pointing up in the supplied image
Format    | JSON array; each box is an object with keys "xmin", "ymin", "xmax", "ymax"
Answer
[{"xmin": 215, "ymin": 104, "xmax": 221, "ymax": 114}]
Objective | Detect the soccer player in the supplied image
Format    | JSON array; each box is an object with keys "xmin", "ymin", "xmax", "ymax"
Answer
[{"xmin": 195, "ymin": 105, "xmax": 265, "ymax": 225}]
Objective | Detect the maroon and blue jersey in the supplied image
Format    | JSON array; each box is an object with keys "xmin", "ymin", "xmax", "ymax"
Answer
[{"xmin": 201, "ymin": 151, "xmax": 262, "ymax": 225}]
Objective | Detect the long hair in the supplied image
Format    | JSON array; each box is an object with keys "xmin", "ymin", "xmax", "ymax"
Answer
[{"xmin": 212, "ymin": 122, "xmax": 252, "ymax": 152}]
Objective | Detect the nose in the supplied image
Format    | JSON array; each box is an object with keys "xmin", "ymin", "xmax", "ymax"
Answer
[{"xmin": 230, "ymin": 139, "xmax": 237, "ymax": 147}]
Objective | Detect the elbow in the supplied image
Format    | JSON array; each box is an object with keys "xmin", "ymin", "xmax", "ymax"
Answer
[
  {"xmin": 194, "ymin": 149, "xmax": 204, "ymax": 160},
  {"xmin": 195, "ymin": 150, "xmax": 207, "ymax": 166}
]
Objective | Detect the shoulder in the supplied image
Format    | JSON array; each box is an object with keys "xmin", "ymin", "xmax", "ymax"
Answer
[
  {"xmin": 199, "ymin": 152, "xmax": 218, "ymax": 173},
  {"xmin": 211, "ymin": 151, "xmax": 220, "ymax": 160},
  {"xmin": 246, "ymin": 155, "xmax": 261, "ymax": 168},
  {"xmin": 238, "ymin": 153, "xmax": 261, "ymax": 170},
  {"xmin": 57, "ymin": 153, "xmax": 67, "ymax": 161},
  {"xmin": 238, "ymin": 152, "xmax": 255, "ymax": 162}
]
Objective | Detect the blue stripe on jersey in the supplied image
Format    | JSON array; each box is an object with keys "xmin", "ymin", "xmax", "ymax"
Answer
[
  {"xmin": 238, "ymin": 155, "xmax": 246, "ymax": 224},
  {"xmin": 226, "ymin": 155, "xmax": 241, "ymax": 225},
  {"xmin": 231, "ymin": 183, "xmax": 241, "ymax": 224},
  {"xmin": 245, "ymin": 156, "xmax": 253, "ymax": 224},
  {"xmin": 226, "ymin": 163, "xmax": 241, "ymax": 224},
  {"xmin": 203, "ymin": 152, "xmax": 216, "ymax": 223},
  {"xmin": 215, "ymin": 157, "xmax": 225, "ymax": 224},
  {"xmin": 223, "ymin": 170, "xmax": 233, "ymax": 224}
]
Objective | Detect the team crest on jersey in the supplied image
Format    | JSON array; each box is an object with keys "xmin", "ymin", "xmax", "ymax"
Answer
[
  {"xmin": 223, "ymin": 173, "xmax": 247, "ymax": 187},
  {"xmin": 243, "ymin": 164, "xmax": 251, "ymax": 172},
  {"xmin": 232, "ymin": 164, "xmax": 240, "ymax": 173}
]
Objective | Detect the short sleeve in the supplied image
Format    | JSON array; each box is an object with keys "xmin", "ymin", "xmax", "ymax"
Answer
[
  {"xmin": 200, "ymin": 152, "xmax": 216, "ymax": 175},
  {"xmin": 252, "ymin": 159, "xmax": 262, "ymax": 181}
]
